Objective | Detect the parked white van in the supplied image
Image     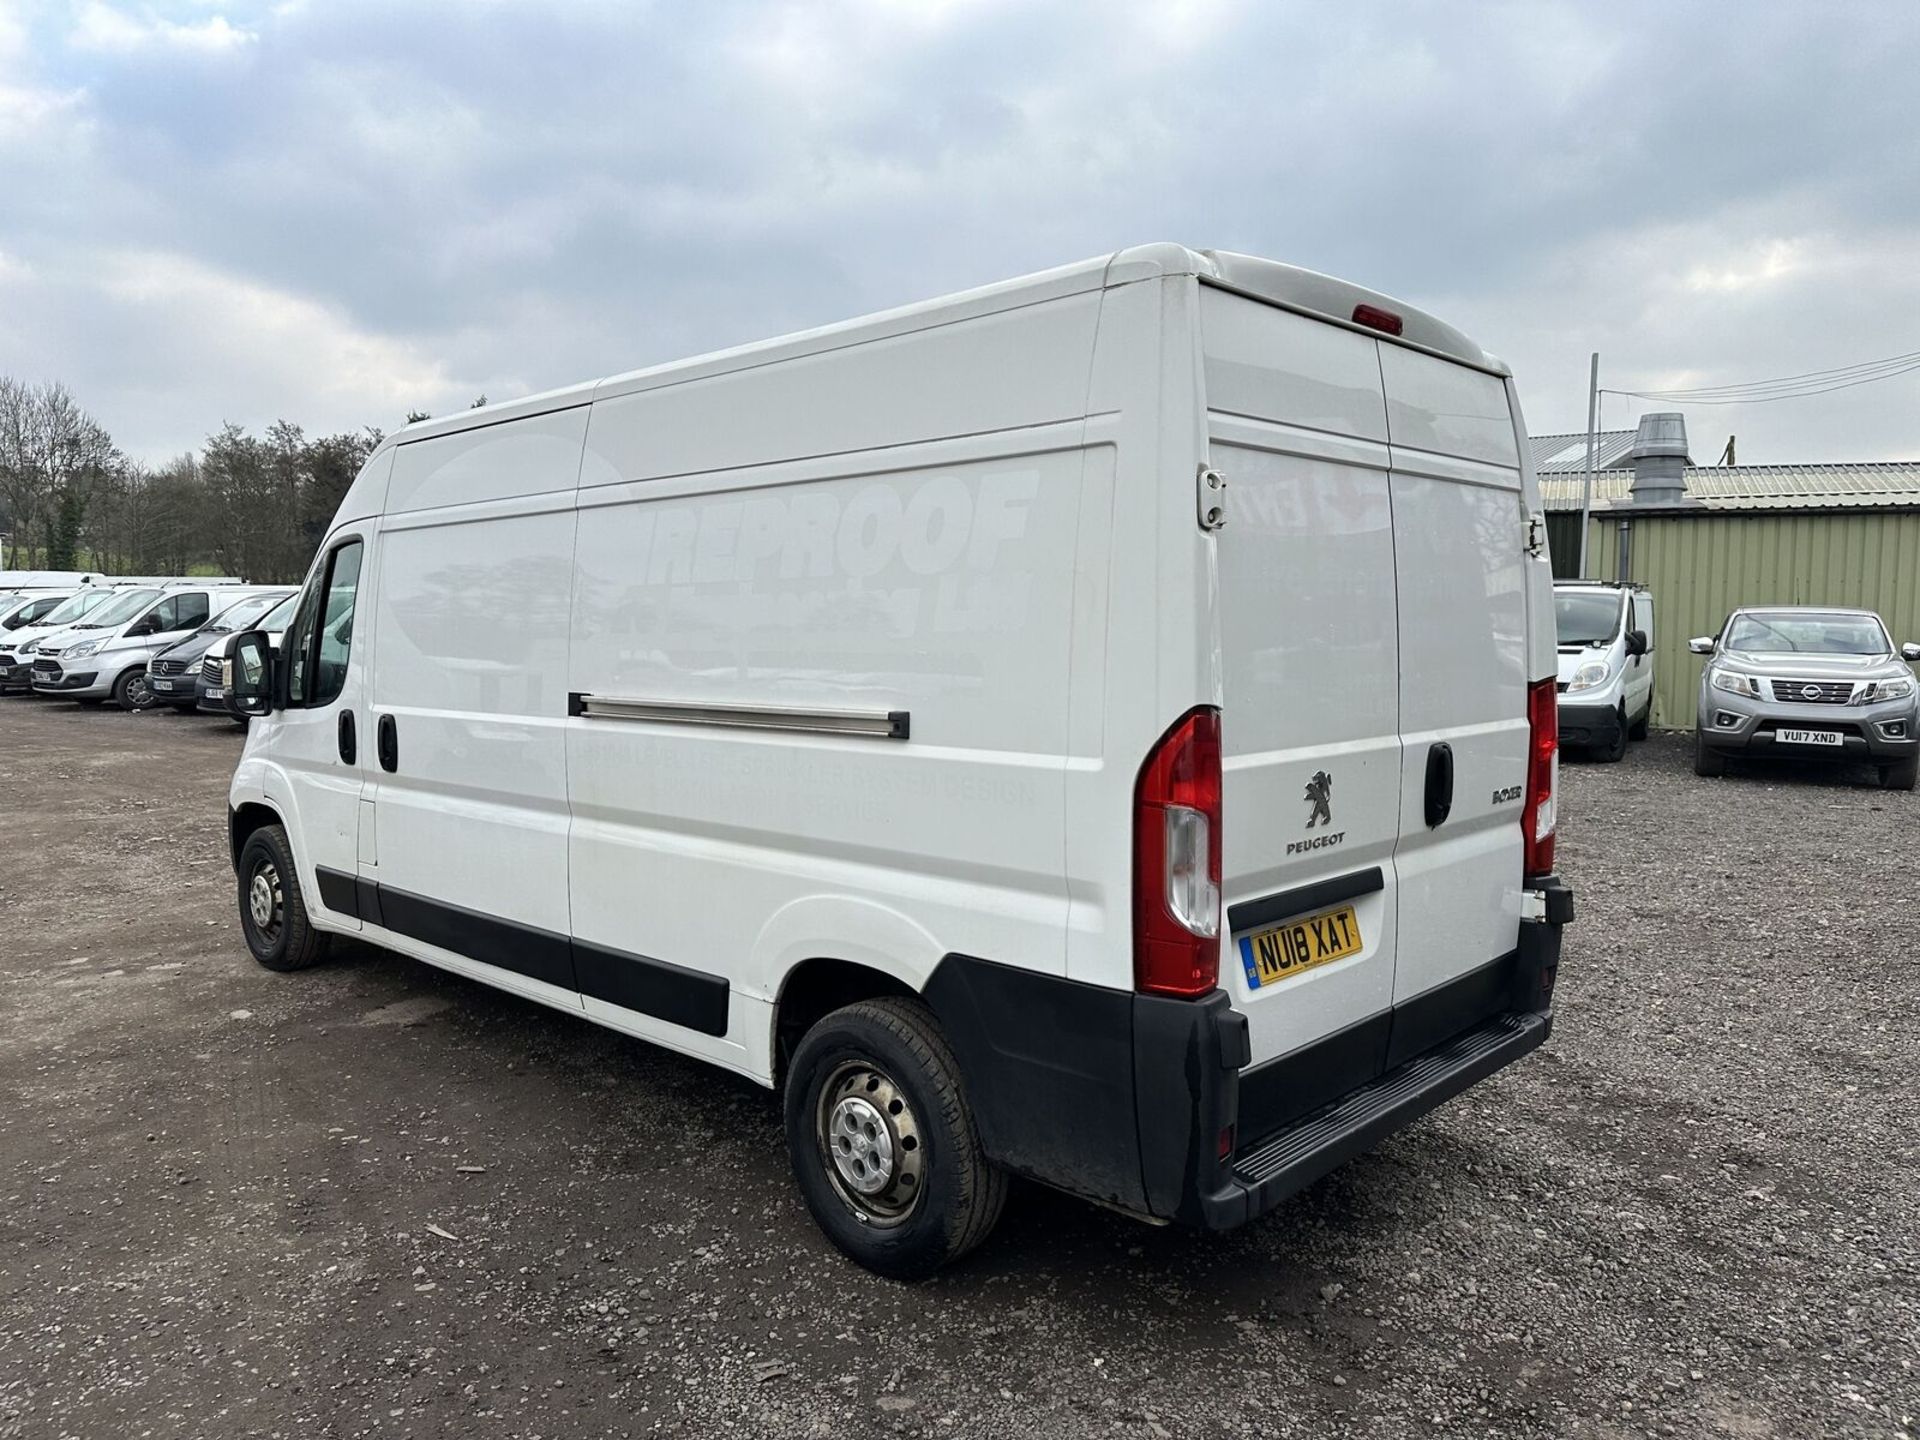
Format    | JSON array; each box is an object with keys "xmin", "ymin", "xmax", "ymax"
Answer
[
  {"xmin": 31, "ymin": 581, "xmax": 268, "ymax": 709},
  {"xmin": 224, "ymin": 245, "xmax": 1573, "ymax": 1277},
  {"xmin": 1553, "ymin": 581, "xmax": 1656, "ymax": 760},
  {"xmin": 0, "ymin": 585, "xmax": 123, "ymax": 692}
]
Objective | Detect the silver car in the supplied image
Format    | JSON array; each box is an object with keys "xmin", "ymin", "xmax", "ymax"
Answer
[{"xmin": 1691, "ymin": 606, "xmax": 1920, "ymax": 790}]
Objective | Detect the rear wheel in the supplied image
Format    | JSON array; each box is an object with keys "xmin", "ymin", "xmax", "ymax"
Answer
[
  {"xmin": 783, "ymin": 996, "xmax": 1006, "ymax": 1280},
  {"xmin": 1693, "ymin": 726, "xmax": 1727, "ymax": 777},
  {"xmin": 237, "ymin": 824, "xmax": 331, "ymax": 972},
  {"xmin": 1879, "ymin": 755, "xmax": 1917, "ymax": 791},
  {"xmin": 112, "ymin": 669, "xmax": 155, "ymax": 711},
  {"xmin": 1597, "ymin": 706, "xmax": 1628, "ymax": 763}
]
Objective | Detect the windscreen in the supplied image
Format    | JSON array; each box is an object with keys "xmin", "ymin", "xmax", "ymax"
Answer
[
  {"xmin": 260, "ymin": 593, "xmax": 298, "ymax": 631},
  {"xmin": 75, "ymin": 588, "xmax": 161, "ymax": 628},
  {"xmin": 1724, "ymin": 612, "xmax": 1888, "ymax": 655},
  {"xmin": 1555, "ymin": 591, "xmax": 1621, "ymax": 646},
  {"xmin": 38, "ymin": 588, "xmax": 111, "ymax": 626},
  {"xmin": 210, "ymin": 593, "xmax": 286, "ymax": 632}
]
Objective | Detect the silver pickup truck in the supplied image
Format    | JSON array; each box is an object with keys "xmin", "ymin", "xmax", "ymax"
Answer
[{"xmin": 1692, "ymin": 606, "xmax": 1920, "ymax": 790}]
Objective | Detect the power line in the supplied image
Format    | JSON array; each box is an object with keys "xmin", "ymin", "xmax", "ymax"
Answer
[
  {"xmin": 1603, "ymin": 350, "xmax": 1920, "ymax": 406},
  {"xmin": 1619, "ymin": 347, "xmax": 1920, "ymax": 397}
]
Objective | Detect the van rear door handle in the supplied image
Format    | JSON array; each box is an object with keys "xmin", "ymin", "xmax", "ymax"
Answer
[
  {"xmin": 376, "ymin": 713, "xmax": 398, "ymax": 773},
  {"xmin": 1424, "ymin": 741, "xmax": 1454, "ymax": 828},
  {"xmin": 337, "ymin": 710, "xmax": 356, "ymax": 765}
]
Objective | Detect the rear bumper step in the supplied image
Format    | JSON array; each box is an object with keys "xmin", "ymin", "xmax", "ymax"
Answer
[{"xmin": 1198, "ymin": 1008, "xmax": 1550, "ymax": 1229}]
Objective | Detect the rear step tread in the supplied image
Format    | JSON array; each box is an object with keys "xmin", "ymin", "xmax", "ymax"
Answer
[{"xmin": 1232, "ymin": 1012, "xmax": 1547, "ymax": 1187}]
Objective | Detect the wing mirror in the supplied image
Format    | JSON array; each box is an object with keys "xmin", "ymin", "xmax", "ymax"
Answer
[
  {"xmin": 1903, "ymin": 642, "xmax": 1920, "ymax": 663},
  {"xmin": 1687, "ymin": 636, "xmax": 1715, "ymax": 656},
  {"xmin": 1624, "ymin": 628, "xmax": 1649, "ymax": 658},
  {"xmin": 227, "ymin": 630, "xmax": 275, "ymax": 717}
]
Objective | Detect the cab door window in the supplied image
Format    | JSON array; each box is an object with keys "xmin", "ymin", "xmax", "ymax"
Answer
[
  {"xmin": 286, "ymin": 540, "xmax": 364, "ymax": 707},
  {"xmin": 150, "ymin": 591, "xmax": 211, "ymax": 634}
]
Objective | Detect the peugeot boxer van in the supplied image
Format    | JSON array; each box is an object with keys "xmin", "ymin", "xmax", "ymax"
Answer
[{"xmin": 223, "ymin": 245, "xmax": 1573, "ymax": 1277}]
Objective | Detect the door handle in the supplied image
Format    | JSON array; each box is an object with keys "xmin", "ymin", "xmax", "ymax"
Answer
[
  {"xmin": 337, "ymin": 710, "xmax": 356, "ymax": 765},
  {"xmin": 377, "ymin": 713, "xmax": 398, "ymax": 773},
  {"xmin": 1424, "ymin": 741, "xmax": 1454, "ymax": 828}
]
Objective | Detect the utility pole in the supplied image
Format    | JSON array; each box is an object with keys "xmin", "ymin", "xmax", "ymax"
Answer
[{"xmin": 1577, "ymin": 352, "xmax": 1599, "ymax": 577}]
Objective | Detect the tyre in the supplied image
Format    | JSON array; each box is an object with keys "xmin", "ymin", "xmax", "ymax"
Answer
[
  {"xmin": 1628, "ymin": 703, "xmax": 1650, "ymax": 742},
  {"xmin": 112, "ymin": 668, "xmax": 155, "ymax": 711},
  {"xmin": 237, "ymin": 824, "xmax": 331, "ymax": 972},
  {"xmin": 1693, "ymin": 726, "xmax": 1727, "ymax": 777},
  {"xmin": 783, "ymin": 996, "xmax": 1006, "ymax": 1280},
  {"xmin": 1597, "ymin": 706, "xmax": 1628, "ymax": 763},
  {"xmin": 1879, "ymin": 755, "xmax": 1917, "ymax": 791}
]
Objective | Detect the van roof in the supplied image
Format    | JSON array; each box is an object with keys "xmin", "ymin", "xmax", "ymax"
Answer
[{"xmin": 390, "ymin": 244, "xmax": 1504, "ymax": 451}]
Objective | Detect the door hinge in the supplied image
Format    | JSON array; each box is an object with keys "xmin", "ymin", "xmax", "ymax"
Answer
[
  {"xmin": 1525, "ymin": 512, "xmax": 1547, "ymax": 556},
  {"xmin": 1197, "ymin": 465, "xmax": 1227, "ymax": 531}
]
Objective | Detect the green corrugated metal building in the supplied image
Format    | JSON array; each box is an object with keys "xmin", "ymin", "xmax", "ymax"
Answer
[{"xmin": 1534, "ymin": 424, "xmax": 1920, "ymax": 729}]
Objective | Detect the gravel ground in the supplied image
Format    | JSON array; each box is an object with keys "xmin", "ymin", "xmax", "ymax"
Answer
[{"xmin": 0, "ymin": 698, "xmax": 1915, "ymax": 1440}]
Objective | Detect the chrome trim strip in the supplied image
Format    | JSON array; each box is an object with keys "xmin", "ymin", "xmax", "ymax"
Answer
[{"xmin": 568, "ymin": 693, "xmax": 909, "ymax": 740}]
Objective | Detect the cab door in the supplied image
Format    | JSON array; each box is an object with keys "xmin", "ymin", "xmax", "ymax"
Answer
[
  {"xmin": 266, "ymin": 535, "xmax": 371, "ymax": 932},
  {"xmin": 1626, "ymin": 591, "xmax": 1654, "ymax": 721}
]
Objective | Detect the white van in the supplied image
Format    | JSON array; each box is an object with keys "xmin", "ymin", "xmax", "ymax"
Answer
[
  {"xmin": 223, "ymin": 245, "xmax": 1573, "ymax": 1277},
  {"xmin": 1552, "ymin": 581, "xmax": 1656, "ymax": 760},
  {"xmin": 0, "ymin": 585, "xmax": 123, "ymax": 691},
  {"xmin": 31, "ymin": 581, "xmax": 268, "ymax": 709}
]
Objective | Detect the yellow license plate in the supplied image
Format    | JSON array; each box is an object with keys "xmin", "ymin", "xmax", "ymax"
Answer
[{"xmin": 1239, "ymin": 904, "xmax": 1362, "ymax": 989}]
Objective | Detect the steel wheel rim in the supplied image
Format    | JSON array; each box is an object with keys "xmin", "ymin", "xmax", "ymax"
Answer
[
  {"xmin": 248, "ymin": 861, "xmax": 284, "ymax": 941},
  {"xmin": 815, "ymin": 1060, "xmax": 924, "ymax": 1227},
  {"xmin": 124, "ymin": 674, "xmax": 151, "ymax": 708}
]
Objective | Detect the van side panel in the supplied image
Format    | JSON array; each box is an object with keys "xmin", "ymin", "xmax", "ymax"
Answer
[
  {"xmin": 581, "ymin": 296, "xmax": 1102, "ymax": 486},
  {"xmin": 567, "ymin": 296, "xmax": 1101, "ymax": 1080},
  {"xmin": 385, "ymin": 407, "xmax": 589, "ymax": 514},
  {"xmin": 364, "ymin": 418, "xmax": 583, "ymax": 1016}
]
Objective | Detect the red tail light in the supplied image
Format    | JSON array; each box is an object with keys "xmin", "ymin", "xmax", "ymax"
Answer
[
  {"xmin": 1523, "ymin": 678, "xmax": 1558, "ymax": 877},
  {"xmin": 1134, "ymin": 707, "xmax": 1222, "ymax": 998}
]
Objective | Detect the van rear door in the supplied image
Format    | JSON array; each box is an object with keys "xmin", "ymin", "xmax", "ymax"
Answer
[
  {"xmin": 1202, "ymin": 291, "xmax": 1405, "ymax": 1093},
  {"xmin": 1378, "ymin": 346, "xmax": 1529, "ymax": 1039}
]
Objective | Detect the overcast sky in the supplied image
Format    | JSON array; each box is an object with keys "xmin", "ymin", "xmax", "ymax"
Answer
[{"xmin": 3, "ymin": 0, "xmax": 1918, "ymax": 466}]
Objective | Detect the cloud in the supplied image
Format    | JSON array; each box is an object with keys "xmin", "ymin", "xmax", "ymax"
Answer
[
  {"xmin": 0, "ymin": 0, "xmax": 1917, "ymax": 463},
  {"xmin": 70, "ymin": 2, "xmax": 254, "ymax": 54},
  {"xmin": 0, "ymin": 242, "xmax": 467, "ymax": 446}
]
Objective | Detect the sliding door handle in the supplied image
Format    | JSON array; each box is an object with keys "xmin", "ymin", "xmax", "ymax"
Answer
[{"xmin": 376, "ymin": 713, "xmax": 398, "ymax": 773}]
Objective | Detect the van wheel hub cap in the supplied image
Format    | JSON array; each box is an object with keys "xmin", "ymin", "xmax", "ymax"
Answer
[
  {"xmin": 817, "ymin": 1063, "xmax": 924, "ymax": 1224},
  {"xmin": 249, "ymin": 865, "xmax": 281, "ymax": 932}
]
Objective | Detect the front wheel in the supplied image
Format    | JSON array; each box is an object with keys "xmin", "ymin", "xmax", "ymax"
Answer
[
  {"xmin": 1879, "ymin": 755, "xmax": 1917, "ymax": 791},
  {"xmin": 783, "ymin": 997, "xmax": 1006, "ymax": 1280},
  {"xmin": 112, "ymin": 669, "xmax": 155, "ymax": 711},
  {"xmin": 237, "ymin": 824, "xmax": 331, "ymax": 971},
  {"xmin": 1597, "ymin": 706, "xmax": 1628, "ymax": 763},
  {"xmin": 1628, "ymin": 702, "xmax": 1651, "ymax": 741},
  {"xmin": 1693, "ymin": 726, "xmax": 1727, "ymax": 777}
]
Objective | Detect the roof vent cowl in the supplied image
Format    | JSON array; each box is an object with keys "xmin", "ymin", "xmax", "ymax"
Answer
[{"xmin": 1627, "ymin": 412, "xmax": 1698, "ymax": 507}]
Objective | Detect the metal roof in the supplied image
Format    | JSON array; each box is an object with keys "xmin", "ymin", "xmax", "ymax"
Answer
[
  {"xmin": 1530, "ymin": 429, "xmax": 1638, "ymax": 473},
  {"xmin": 1539, "ymin": 462, "xmax": 1920, "ymax": 513}
]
